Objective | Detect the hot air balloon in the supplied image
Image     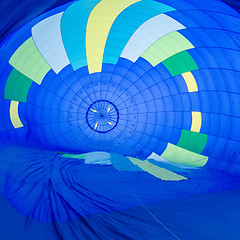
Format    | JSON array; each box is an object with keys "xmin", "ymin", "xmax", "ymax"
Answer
[{"xmin": 0, "ymin": 0, "xmax": 240, "ymax": 239}]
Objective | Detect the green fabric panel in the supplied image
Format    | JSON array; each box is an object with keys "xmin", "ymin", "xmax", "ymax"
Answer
[
  {"xmin": 62, "ymin": 153, "xmax": 86, "ymax": 159},
  {"xmin": 128, "ymin": 157, "xmax": 187, "ymax": 181},
  {"xmin": 161, "ymin": 143, "xmax": 208, "ymax": 167},
  {"xmin": 141, "ymin": 31, "xmax": 194, "ymax": 66},
  {"xmin": 177, "ymin": 129, "xmax": 208, "ymax": 154},
  {"xmin": 4, "ymin": 69, "xmax": 33, "ymax": 103},
  {"xmin": 9, "ymin": 37, "xmax": 51, "ymax": 84},
  {"xmin": 162, "ymin": 51, "xmax": 199, "ymax": 77}
]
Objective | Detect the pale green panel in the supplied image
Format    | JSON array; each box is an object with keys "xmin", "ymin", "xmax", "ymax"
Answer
[
  {"xmin": 141, "ymin": 31, "xmax": 194, "ymax": 66},
  {"xmin": 161, "ymin": 143, "xmax": 208, "ymax": 167},
  {"xmin": 127, "ymin": 157, "xmax": 187, "ymax": 181},
  {"xmin": 9, "ymin": 37, "xmax": 51, "ymax": 85},
  {"xmin": 62, "ymin": 153, "xmax": 86, "ymax": 159}
]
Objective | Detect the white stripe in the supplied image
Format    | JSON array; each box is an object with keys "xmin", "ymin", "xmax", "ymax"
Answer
[
  {"xmin": 121, "ymin": 14, "xmax": 185, "ymax": 62},
  {"xmin": 32, "ymin": 12, "xmax": 70, "ymax": 74}
]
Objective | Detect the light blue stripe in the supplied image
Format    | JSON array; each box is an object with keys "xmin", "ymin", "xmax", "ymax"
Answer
[
  {"xmin": 61, "ymin": 0, "xmax": 101, "ymax": 71},
  {"xmin": 32, "ymin": 12, "xmax": 70, "ymax": 74},
  {"xmin": 103, "ymin": 0, "xmax": 175, "ymax": 65}
]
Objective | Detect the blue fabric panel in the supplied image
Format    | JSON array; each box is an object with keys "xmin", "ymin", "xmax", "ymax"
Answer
[
  {"xmin": 201, "ymin": 135, "xmax": 227, "ymax": 157},
  {"xmin": 192, "ymin": 70, "xmax": 215, "ymax": 91},
  {"xmin": 180, "ymin": 10, "xmax": 222, "ymax": 29},
  {"xmin": 223, "ymin": 70, "xmax": 240, "ymax": 94},
  {"xmin": 179, "ymin": 28, "xmax": 218, "ymax": 49},
  {"xmin": 188, "ymin": 0, "xmax": 238, "ymax": 14},
  {"xmin": 205, "ymin": 29, "xmax": 240, "ymax": 49},
  {"xmin": 0, "ymin": 0, "xmax": 73, "ymax": 43},
  {"xmin": 229, "ymin": 93, "xmax": 240, "ymax": 118},
  {"xmin": 155, "ymin": 63, "xmax": 173, "ymax": 79},
  {"xmin": 158, "ymin": 0, "xmax": 197, "ymax": 10},
  {"xmin": 41, "ymin": 71, "xmax": 62, "ymax": 93},
  {"xmin": 224, "ymin": 140, "xmax": 240, "ymax": 167},
  {"xmin": 0, "ymin": 99, "xmax": 12, "ymax": 131},
  {"xmin": 189, "ymin": 92, "xmax": 208, "ymax": 112},
  {"xmin": 135, "ymin": 57, "xmax": 153, "ymax": 72},
  {"xmin": 189, "ymin": 48, "xmax": 233, "ymax": 70},
  {"xmin": 230, "ymin": 32, "xmax": 240, "ymax": 48},
  {"xmin": 201, "ymin": 113, "xmax": 232, "ymax": 138},
  {"xmin": 110, "ymin": 153, "xmax": 142, "ymax": 171},
  {"xmin": 3, "ymin": 27, "xmax": 32, "ymax": 61},
  {"xmin": 141, "ymin": 69, "xmax": 163, "ymax": 88},
  {"xmin": 223, "ymin": 49, "xmax": 240, "ymax": 72},
  {"xmin": 0, "ymin": 57, "xmax": 12, "ymax": 98},
  {"xmin": 3, "ymin": 2, "xmax": 71, "ymax": 60},
  {"xmin": 230, "ymin": 117, "xmax": 240, "ymax": 142},
  {"xmin": 210, "ymin": 12, "xmax": 240, "ymax": 32},
  {"xmin": 166, "ymin": 10, "xmax": 199, "ymax": 28}
]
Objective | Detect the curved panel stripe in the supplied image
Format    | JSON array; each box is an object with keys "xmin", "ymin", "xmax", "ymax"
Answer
[
  {"xmin": 4, "ymin": 69, "xmax": 32, "ymax": 103},
  {"xmin": 10, "ymin": 101, "xmax": 23, "ymax": 129},
  {"xmin": 32, "ymin": 12, "xmax": 70, "ymax": 74},
  {"xmin": 121, "ymin": 15, "xmax": 185, "ymax": 62},
  {"xmin": 9, "ymin": 37, "xmax": 51, "ymax": 85},
  {"xmin": 160, "ymin": 144, "xmax": 208, "ymax": 167},
  {"xmin": 103, "ymin": 0, "xmax": 175, "ymax": 65},
  {"xmin": 141, "ymin": 31, "xmax": 194, "ymax": 66},
  {"xmin": 191, "ymin": 111, "xmax": 202, "ymax": 133},
  {"xmin": 61, "ymin": 0, "xmax": 101, "ymax": 71},
  {"xmin": 182, "ymin": 71, "xmax": 198, "ymax": 92},
  {"xmin": 62, "ymin": 153, "xmax": 86, "ymax": 159},
  {"xmin": 162, "ymin": 51, "xmax": 199, "ymax": 76},
  {"xmin": 86, "ymin": 0, "xmax": 140, "ymax": 74},
  {"xmin": 127, "ymin": 157, "xmax": 187, "ymax": 181},
  {"xmin": 177, "ymin": 129, "xmax": 208, "ymax": 154}
]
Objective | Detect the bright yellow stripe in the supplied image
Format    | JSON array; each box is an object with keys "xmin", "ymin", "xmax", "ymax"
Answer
[
  {"xmin": 191, "ymin": 111, "xmax": 202, "ymax": 133},
  {"xmin": 127, "ymin": 157, "xmax": 187, "ymax": 181},
  {"xmin": 86, "ymin": 0, "xmax": 140, "ymax": 73},
  {"xmin": 182, "ymin": 71, "xmax": 198, "ymax": 92},
  {"xmin": 10, "ymin": 101, "xmax": 23, "ymax": 128}
]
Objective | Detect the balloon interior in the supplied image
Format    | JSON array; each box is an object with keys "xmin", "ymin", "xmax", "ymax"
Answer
[{"xmin": 0, "ymin": 0, "xmax": 240, "ymax": 239}]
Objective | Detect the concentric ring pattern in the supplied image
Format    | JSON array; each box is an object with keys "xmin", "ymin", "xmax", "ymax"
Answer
[
  {"xmin": 1, "ymin": 0, "xmax": 240, "ymax": 172},
  {"xmin": 1, "ymin": 1, "xmax": 240, "ymax": 237},
  {"xmin": 86, "ymin": 100, "xmax": 119, "ymax": 133}
]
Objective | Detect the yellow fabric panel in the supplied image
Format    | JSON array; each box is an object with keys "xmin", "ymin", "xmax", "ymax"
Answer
[
  {"xmin": 127, "ymin": 157, "xmax": 187, "ymax": 181},
  {"xmin": 191, "ymin": 111, "xmax": 202, "ymax": 133},
  {"xmin": 10, "ymin": 101, "xmax": 23, "ymax": 129},
  {"xmin": 86, "ymin": 0, "xmax": 140, "ymax": 73},
  {"xmin": 182, "ymin": 71, "xmax": 198, "ymax": 92}
]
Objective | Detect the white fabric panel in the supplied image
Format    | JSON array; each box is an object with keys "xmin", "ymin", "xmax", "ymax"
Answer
[
  {"xmin": 147, "ymin": 152, "xmax": 168, "ymax": 162},
  {"xmin": 32, "ymin": 12, "xmax": 70, "ymax": 74},
  {"xmin": 121, "ymin": 14, "xmax": 186, "ymax": 62}
]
